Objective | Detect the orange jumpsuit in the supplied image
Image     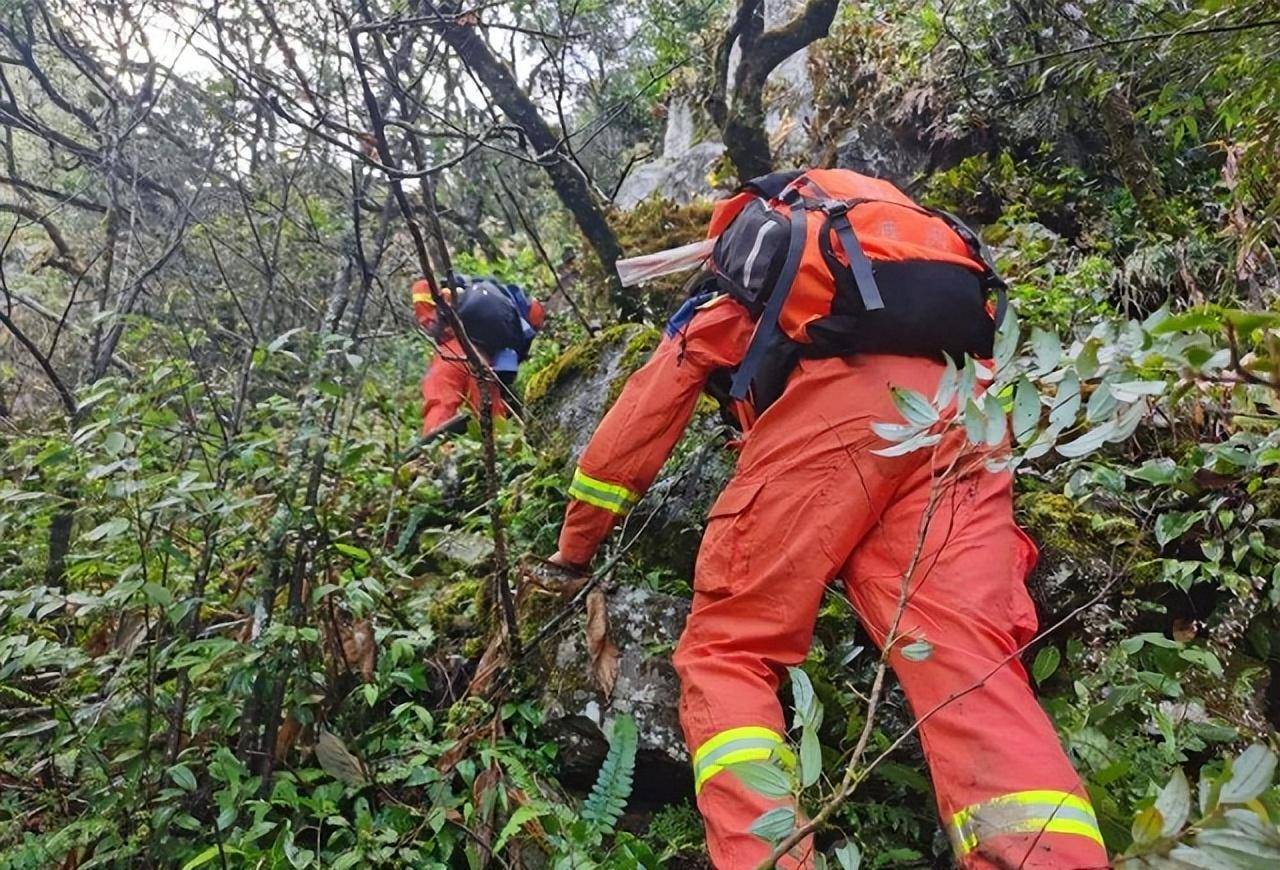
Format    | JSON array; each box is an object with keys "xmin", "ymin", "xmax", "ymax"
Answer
[
  {"xmin": 557, "ymin": 299, "xmax": 1108, "ymax": 868},
  {"xmin": 413, "ymin": 281, "xmax": 506, "ymax": 436}
]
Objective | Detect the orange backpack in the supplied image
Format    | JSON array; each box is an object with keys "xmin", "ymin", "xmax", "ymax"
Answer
[{"xmin": 700, "ymin": 168, "xmax": 1006, "ymax": 413}]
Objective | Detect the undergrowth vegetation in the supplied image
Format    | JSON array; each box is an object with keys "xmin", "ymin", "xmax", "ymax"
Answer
[{"xmin": 2, "ymin": 0, "xmax": 1279, "ymax": 867}]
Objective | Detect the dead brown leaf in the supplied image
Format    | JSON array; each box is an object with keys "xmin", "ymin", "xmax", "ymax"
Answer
[
  {"xmin": 585, "ymin": 589, "xmax": 620, "ymax": 699},
  {"xmin": 518, "ymin": 554, "xmax": 589, "ymax": 597},
  {"xmin": 340, "ymin": 617, "xmax": 377, "ymax": 683},
  {"xmin": 274, "ymin": 714, "xmax": 303, "ymax": 762},
  {"xmin": 468, "ymin": 630, "xmax": 509, "ymax": 698}
]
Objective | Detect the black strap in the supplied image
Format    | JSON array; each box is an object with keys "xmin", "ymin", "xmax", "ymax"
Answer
[
  {"xmin": 730, "ymin": 207, "xmax": 809, "ymax": 401},
  {"xmin": 826, "ymin": 204, "xmax": 884, "ymax": 312}
]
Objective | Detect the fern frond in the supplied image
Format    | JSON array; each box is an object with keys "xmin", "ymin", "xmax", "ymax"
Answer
[{"xmin": 581, "ymin": 714, "xmax": 637, "ymax": 836}]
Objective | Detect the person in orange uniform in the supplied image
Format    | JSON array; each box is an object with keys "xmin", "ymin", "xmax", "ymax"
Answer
[
  {"xmin": 550, "ymin": 170, "xmax": 1108, "ymax": 869},
  {"xmin": 412, "ymin": 276, "xmax": 545, "ymax": 438}
]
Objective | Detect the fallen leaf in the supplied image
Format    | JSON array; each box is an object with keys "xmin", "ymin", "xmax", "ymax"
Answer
[
  {"xmin": 340, "ymin": 617, "xmax": 377, "ymax": 683},
  {"xmin": 275, "ymin": 714, "xmax": 303, "ymax": 762},
  {"xmin": 519, "ymin": 554, "xmax": 589, "ymax": 596},
  {"xmin": 586, "ymin": 589, "xmax": 620, "ymax": 699},
  {"xmin": 314, "ymin": 729, "xmax": 367, "ymax": 787},
  {"xmin": 468, "ymin": 630, "xmax": 509, "ymax": 698}
]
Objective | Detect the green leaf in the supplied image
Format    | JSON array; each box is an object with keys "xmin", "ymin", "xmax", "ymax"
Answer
[
  {"xmin": 1032, "ymin": 646, "xmax": 1061, "ymax": 684},
  {"xmin": 495, "ymin": 805, "xmax": 544, "ymax": 851},
  {"xmin": 1130, "ymin": 458, "xmax": 1180, "ymax": 485},
  {"xmin": 788, "ymin": 667, "xmax": 817, "ymax": 729},
  {"xmin": 900, "ymin": 640, "xmax": 933, "ymax": 662},
  {"xmin": 582, "ymin": 714, "xmax": 637, "ymax": 835},
  {"xmin": 1155, "ymin": 511, "xmax": 1205, "ymax": 547},
  {"xmin": 1085, "ymin": 381, "xmax": 1116, "ymax": 422},
  {"xmin": 168, "ymin": 765, "xmax": 197, "ymax": 792},
  {"xmin": 1220, "ymin": 744, "xmax": 1277, "ymax": 804},
  {"xmin": 1076, "ymin": 338, "xmax": 1101, "ymax": 379},
  {"xmin": 334, "ymin": 543, "xmax": 371, "ymax": 561},
  {"xmin": 891, "ymin": 387, "xmax": 939, "ymax": 428},
  {"xmin": 933, "ymin": 354, "xmax": 960, "ymax": 408},
  {"xmin": 86, "ymin": 517, "xmax": 130, "ymax": 542},
  {"xmin": 833, "ymin": 841, "xmax": 862, "ymax": 870},
  {"xmin": 1049, "ymin": 371, "xmax": 1081, "ymax": 430},
  {"xmin": 181, "ymin": 846, "xmax": 243, "ymax": 870},
  {"xmin": 1011, "ymin": 377, "xmax": 1040, "ymax": 445},
  {"xmin": 1132, "ymin": 805, "xmax": 1164, "ymax": 846},
  {"xmin": 315, "ymin": 729, "xmax": 367, "ymax": 787},
  {"xmin": 1056, "ymin": 421, "xmax": 1115, "ymax": 458},
  {"xmin": 1030, "ymin": 327, "xmax": 1062, "ymax": 374},
  {"xmin": 982, "ymin": 393, "xmax": 1006, "ymax": 446},
  {"xmin": 1154, "ymin": 769, "xmax": 1191, "ymax": 837},
  {"xmin": 993, "ymin": 308, "xmax": 1020, "ymax": 372},
  {"xmin": 749, "ymin": 806, "xmax": 796, "ymax": 843},
  {"xmin": 104, "ymin": 431, "xmax": 127, "ymax": 455},
  {"xmin": 1178, "ymin": 648, "xmax": 1223, "ymax": 677},
  {"xmin": 730, "ymin": 761, "xmax": 793, "ymax": 798},
  {"xmin": 963, "ymin": 398, "xmax": 986, "ymax": 444},
  {"xmin": 1110, "ymin": 380, "xmax": 1166, "ymax": 402},
  {"xmin": 870, "ymin": 431, "xmax": 940, "ymax": 457},
  {"xmin": 799, "ymin": 728, "xmax": 821, "ymax": 788}
]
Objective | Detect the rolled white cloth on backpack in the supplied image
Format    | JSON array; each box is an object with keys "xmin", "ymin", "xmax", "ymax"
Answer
[{"xmin": 615, "ymin": 237, "xmax": 717, "ymax": 287}]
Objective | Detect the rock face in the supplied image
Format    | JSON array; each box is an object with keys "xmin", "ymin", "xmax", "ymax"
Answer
[
  {"xmin": 535, "ymin": 585, "xmax": 694, "ymax": 805},
  {"xmin": 613, "ymin": 140, "xmax": 726, "ymax": 211},
  {"xmin": 524, "ymin": 323, "xmax": 660, "ymax": 459},
  {"xmin": 525, "ymin": 325, "xmax": 738, "ymax": 576}
]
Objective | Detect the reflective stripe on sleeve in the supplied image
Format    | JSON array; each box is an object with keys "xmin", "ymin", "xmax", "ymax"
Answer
[
  {"xmin": 949, "ymin": 789, "xmax": 1103, "ymax": 856},
  {"xmin": 692, "ymin": 726, "xmax": 795, "ymax": 793},
  {"xmin": 568, "ymin": 468, "xmax": 640, "ymax": 516},
  {"xmin": 412, "ymin": 292, "xmax": 434, "ymax": 304}
]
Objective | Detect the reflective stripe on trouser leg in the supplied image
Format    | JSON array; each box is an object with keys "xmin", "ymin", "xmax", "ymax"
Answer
[
  {"xmin": 950, "ymin": 790, "xmax": 1104, "ymax": 857},
  {"xmin": 567, "ymin": 468, "xmax": 640, "ymax": 515},
  {"xmin": 693, "ymin": 726, "xmax": 796, "ymax": 793}
]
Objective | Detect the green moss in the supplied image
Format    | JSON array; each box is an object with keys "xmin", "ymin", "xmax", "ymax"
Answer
[
  {"xmin": 523, "ymin": 323, "xmax": 659, "ymax": 411},
  {"xmin": 605, "ymin": 326, "xmax": 660, "ymax": 406},
  {"xmin": 427, "ymin": 577, "xmax": 482, "ymax": 637},
  {"xmin": 1017, "ymin": 491, "xmax": 1159, "ymax": 584}
]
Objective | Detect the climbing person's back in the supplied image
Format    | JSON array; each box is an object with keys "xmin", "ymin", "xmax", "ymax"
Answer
[{"xmin": 549, "ymin": 169, "xmax": 1108, "ymax": 869}]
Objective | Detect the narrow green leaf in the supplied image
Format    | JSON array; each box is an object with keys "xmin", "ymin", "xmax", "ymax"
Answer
[
  {"xmin": 749, "ymin": 806, "xmax": 796, "ymax": 843},
  {"xmin": 1011, "ymin": 377, "xmax": 1040, "ymax": 445},
  {"xmin": 788, "ymin": 667, "xmax": 817, "ymax": 729},
  {"xmin": 730, "ymin": 761, "xmax": 793, "ymax": 798},
  {"xmin": 891, "ymin": 387, "xmax": 939, "ymax": 428},
  {"xmin": 900, "ymin": 640, "xmax": 933, "ymax": 662},
  {"xmin": 168, "ymin": 765, "xmax": 197, "ymax": 792},
  {"xmin": 799, "ymin": 728, "xmax": 821, "ymax": 788}
]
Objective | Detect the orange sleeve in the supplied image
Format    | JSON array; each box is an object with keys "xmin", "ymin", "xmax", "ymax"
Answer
[
  {"xmin": 557, "ymin": 297, "xmax": 755, "ymax": 566},
  {"xmin": 421, "ymin": 339, "xmax": 472, "ymax": 435}
]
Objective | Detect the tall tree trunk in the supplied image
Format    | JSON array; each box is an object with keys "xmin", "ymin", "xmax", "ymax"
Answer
[{"xmin": 424, "ymin": 3, "xmax": 630, "ymax": 314}]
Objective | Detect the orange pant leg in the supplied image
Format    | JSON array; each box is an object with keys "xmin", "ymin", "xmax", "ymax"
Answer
[
  {"xmin": 841, "ymin": 446, "xmax": 1107, "ymax": 868},
  {"xmin": 674, "ymin": 355, "xmax": 1106, "ymax": 869}
]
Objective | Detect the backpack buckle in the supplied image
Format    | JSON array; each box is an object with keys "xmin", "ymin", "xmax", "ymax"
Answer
[{"xmin": 819, "ymin": 199, "xmax": 849, "ymax": 217}]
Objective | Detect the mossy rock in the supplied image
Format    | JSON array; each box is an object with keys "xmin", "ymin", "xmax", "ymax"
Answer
[
  {"xmin": 1016, "ymin": 490, "xmax": 1159, "ymax": 623},
  {"xmin": 523, "ymin": 323, "xmax": 660, "ymax": 460}
]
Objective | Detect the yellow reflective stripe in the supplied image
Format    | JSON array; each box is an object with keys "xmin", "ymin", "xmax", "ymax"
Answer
[
  {"xmin": 692, "ymin": 726, "xmax": 793, "ymax": 793},
  {"xmin": 696, "ymin": 293, "xmax": 729, "ymax": 310},
  {"xmin": 568, "ymin": 469, "xmax": 640, "ymax": 515},
  {"xmin": 412, "ymin": 292, "xmax": 434, "ymax": 303},
  {"xmin": 694, "ymin": 726, "xmax": 784, "ymax": 765},
  {"xmin": 950, "ymin": 790, "xmax": 1102, "ymax": 856}
]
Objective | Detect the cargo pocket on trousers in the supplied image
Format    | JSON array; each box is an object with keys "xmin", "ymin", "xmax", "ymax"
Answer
[
  {"xmin": 1009, "ymin": 525, "xmax": 1041, "ymax": 648},
  {"xmin": 694, "ymin": 480, "xmax": 765, "ymax": 596}
]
